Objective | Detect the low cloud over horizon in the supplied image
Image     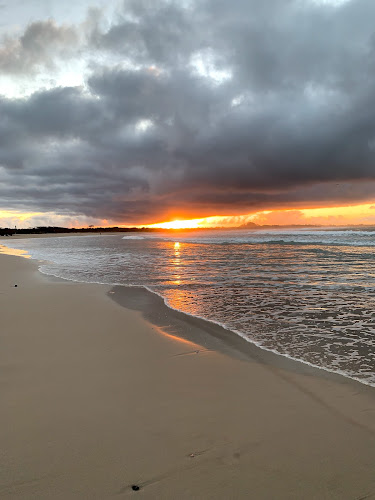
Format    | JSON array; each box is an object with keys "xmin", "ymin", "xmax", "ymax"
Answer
[{"xmin": 1, "ymin": 0, "xmax": 375, "ymax": 226}]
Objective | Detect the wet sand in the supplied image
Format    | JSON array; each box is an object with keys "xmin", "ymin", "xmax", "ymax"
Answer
[{"xmin": 1, "ymin": 251, "xmax": 375, "ymax": 499}]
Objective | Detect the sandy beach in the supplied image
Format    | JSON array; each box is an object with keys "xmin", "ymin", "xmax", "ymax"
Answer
[{"xmin": 1, "ymin": 250, "xmax": 375, "ymax": 499}]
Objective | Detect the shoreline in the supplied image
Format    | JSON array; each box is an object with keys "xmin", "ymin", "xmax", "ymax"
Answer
[
  {"xmin": 1, "ymin": 237, "xmax": 373, "ymax": 389},
  {"xmin": 110, "ymin": 284, "xmax": 375, "ymax": 390},
  {"xmin": 1, "ymin": 249, "xmax": 375, "ymax": 498}
]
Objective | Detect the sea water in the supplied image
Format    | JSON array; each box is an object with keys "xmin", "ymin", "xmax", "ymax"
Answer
[{"xmin": 3, "ymin": 228, "xmax": 375, "ymax": 386}]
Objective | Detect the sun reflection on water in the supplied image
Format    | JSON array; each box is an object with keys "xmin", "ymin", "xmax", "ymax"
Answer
[{"xmin": 172, "ymin": 242, "xmax": 181, "ymax": 285}]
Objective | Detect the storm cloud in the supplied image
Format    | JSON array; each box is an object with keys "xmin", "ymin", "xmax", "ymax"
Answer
[{"xmin": 1, "ymin": 0, "xmax": 375, "ymax": 224}]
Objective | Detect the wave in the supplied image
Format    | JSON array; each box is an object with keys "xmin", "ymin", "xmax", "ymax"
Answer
[
  {"xmin": 121, "ymin": 235, "xmax": 146, "ymax": 240},
  {"xmin": 122, "ymin": 235, "xmax": 375, "ymax": 247},
  {"xmin": 32, "ymin": 261, "xmax": 375, "ymax": 388},
  {"xmin": 3, "ymin": 235, "xmax": 375, "ymax": 388},
  {"xmin": 116, "ymin": 228, "xmax": 375, "ymax": 247}
]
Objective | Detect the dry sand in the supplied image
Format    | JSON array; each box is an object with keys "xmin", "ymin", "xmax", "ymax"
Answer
[{"xmin": 1, "ymin": 250, "xmax": 375, "ymax": 499}]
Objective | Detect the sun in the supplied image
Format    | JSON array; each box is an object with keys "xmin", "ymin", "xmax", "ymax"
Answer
[{"xmin": 147, "ymin": 219, "xmax": 202, "ymax": 229}]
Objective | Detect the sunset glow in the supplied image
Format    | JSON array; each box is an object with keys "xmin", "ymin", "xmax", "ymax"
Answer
[
  {"xmin": 3, "ymin": 202, "xmax": 375, "ymax": 230},
  {"xmin": 0, "ymin": 210, "xmax": 108, "ymax": 230},
  {"xmin": 144, "ymin": 203, "xmax": 375, "ymax": 229},
  {"xmin": 146, "ymin": 219, "xmax": 204, "ymax": 229}
]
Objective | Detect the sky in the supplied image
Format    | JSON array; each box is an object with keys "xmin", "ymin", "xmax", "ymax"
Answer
[{"xmin": 1, "ymin": 0, "xmax": 375, "ymax": 228}]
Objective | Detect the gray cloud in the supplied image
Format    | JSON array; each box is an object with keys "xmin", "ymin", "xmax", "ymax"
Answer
[
  {"xmin": 1, "ymin": 0, "xmax": 375, "ymax": 224},
  {"xmin": 0, "ymin": 19, "xmax": 78, "ymax": 74}
]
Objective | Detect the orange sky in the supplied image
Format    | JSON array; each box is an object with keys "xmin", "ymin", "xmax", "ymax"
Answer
[
  {"xmin": 143, "ymin": 203, "xmax": 375, "ymax": 229},
  {"xmin": 2, "ymin": 202, "xmax": 375, "ymax": 229}
]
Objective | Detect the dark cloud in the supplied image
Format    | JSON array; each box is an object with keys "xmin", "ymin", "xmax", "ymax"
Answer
[
  {"xmin": 90, "ymin": 0, "xmax": 194, "ymax": 66},
  {"xmin": 1, "ymin": 0, "xmax": 375, "ymax": 223}
]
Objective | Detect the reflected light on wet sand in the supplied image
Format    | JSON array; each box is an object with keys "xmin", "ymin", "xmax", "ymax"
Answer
[
  {"xmin": 0, "ymin": 245, "xmax": 30, "ymax": 258},
  {"xmin": 153, "ymin": 325, "xmax": 198, "ymax": 347}
]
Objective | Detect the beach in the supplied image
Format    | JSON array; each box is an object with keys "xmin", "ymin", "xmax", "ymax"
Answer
[{"xmin": 1, "ymin": 250, "xmax": 375, "ymax": 499}]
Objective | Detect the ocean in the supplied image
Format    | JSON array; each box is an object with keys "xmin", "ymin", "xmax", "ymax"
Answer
[{"xmin": 2, "ymin": 228, "xmax": 375, "ymax": 386}]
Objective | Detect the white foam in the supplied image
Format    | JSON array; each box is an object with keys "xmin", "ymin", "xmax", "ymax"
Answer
[
  {"xmin": 121, "ymin": 235, "xmax": 146, "ymax": 240},
  {"xmin": 2, "ymin": 231, "xmax": 375, "ymax": 387}
]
